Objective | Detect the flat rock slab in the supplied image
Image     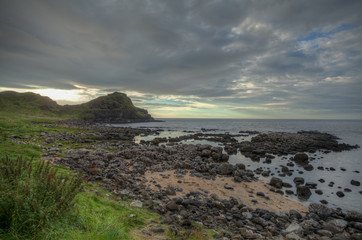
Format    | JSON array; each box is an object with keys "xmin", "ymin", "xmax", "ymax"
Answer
[{"xmin": 239, "ymin": 131, "xmax": 359, "ymax": 156}]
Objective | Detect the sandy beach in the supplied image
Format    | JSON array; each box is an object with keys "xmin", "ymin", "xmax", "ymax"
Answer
[{"xmin": 145, "ymin": 170, "xmax": 308, "ymax": 214}]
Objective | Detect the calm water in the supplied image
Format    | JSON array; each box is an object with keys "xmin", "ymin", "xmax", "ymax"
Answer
[{"xmin": 113, "ymin": 119, "xmax": 362, "ymax": 212}]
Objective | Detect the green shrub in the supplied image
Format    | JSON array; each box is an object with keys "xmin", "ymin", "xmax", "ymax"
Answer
[{"xmin": 0, "ymin": 156, "xmax": 83, "ymax": 237}]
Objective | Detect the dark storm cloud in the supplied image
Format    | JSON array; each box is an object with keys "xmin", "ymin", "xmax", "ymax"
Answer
[{"xmin": 0, "ymin": 0, "xmax": 362, "ymax": 118}]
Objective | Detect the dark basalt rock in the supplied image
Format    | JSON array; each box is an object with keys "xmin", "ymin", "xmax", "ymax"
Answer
[
  {"xmin": 293, "ymin": 177, "xmax": 305, "ymax": 185},
  {"xmin": 336, "ymin": 191, "xmax": 345, "ymax": 198},
  {"xmin": 166, "ymin": 201, "xmax": 180, "ymax": 212},
  {"xmin": 294, "ymin": 152, "xmax": 309, "ymax": 164},
  {"xmin": 218, "ymin": 163, "xmax": 234, "ymax": 175},
  {"xmin": 309, "ymin": 203, "xmax": 335, "ymax": 220},
  {"xmin": 304, "ymin": 164, "xmax": 314, "ymax": 171},
  {"xmin": 43, "ymin": 122, "xmax": 362, "ymax": 239},
  {"xmin": 296, "ymin": 186, "xmax": 312, "ymax": 200},
  {"xmin": 351, "ymin": 180, "xmax": 360, "ymax": 186},
  {"xmin": 269, "ymin": 177, "xmax": 283, "ymax": 189},
  {"xmin": 315, "ymin": 189, "xmax": 323, "ymax": 195},
  {"xmin": 345, "ymin": 211, "xmax": 362, "ymax": 222},
  {"xmin": 285, "ymin": 190, "xmax": 294, "ymax": 195},
  {"xmin": 282, "ymin": 182, "xmax": 293, "ymax": 188},
  {"xmin": 305, "ymin": 182, "xmax": 317, "ymax": 189},
  {"xmin": 289, "ymin": 210, "xmax": 302, "ymax": 220},
  {"xmin": 238, "ymin": 132, "xmax": 359, "ymax": 159}
]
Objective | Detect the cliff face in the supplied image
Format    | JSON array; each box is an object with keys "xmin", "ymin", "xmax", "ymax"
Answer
[
  {"xmin": 0, "ymin": 91, "xmax": 154, "ymax": 123},
  {"xmin": 76, "ymin": 92, "xmax": 153, "ymax": 123}
]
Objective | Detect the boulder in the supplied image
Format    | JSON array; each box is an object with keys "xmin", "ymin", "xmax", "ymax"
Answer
[
  {"xmin": 315, "ymin": 189, "xmax": 323, "ymax": 195},
  {"xmin": 285, "ymin": 232, "xmax": 304, "ymax": 240},
  {"xmin": 166, "ymin": 201, "xmax": 180, "ymax": 212},
  {"xmin": 309, "ymin": 203, "xmax": 334, "ymax": 220},
  {"xmin": 296, "ymin": 186, "xmax": 312, "ymax": 200},
  {"xmin": 235, "ymin": 163, "xmax": 246, "ymax": 170},
  {"xmin": 345, "ymin": 210, "xmax": 362, "ymax": 222},
  {"xmin": 332, "ymin": 233, "xmax": 351, "ymax": 240},
  {"xmin": 130, "ymin": 200, "xmax": 143, "ymax": 208},
  {"xmin": 270, "ymin": 177, "xmax": 283, "ymax": 189},
  {"xmin": 285, "ymin": 222, "xmax": 303, "ymax": 234},
  {"xmin": 201, "ymin": 149, "xmax": 211, "ymax": 157},
  {"xmin": 293, "ymin": 177, "xmax": 305, "ymax": 185},
  {"xmin": 289, "ymin": 210, "xmax": 302, "ymax": 220},
  {"xmin": 303, "ymin": 164, "xmax": 314, "ymax": 171},
  {"xmin": 293, "ymin": 152, "xmax": 309, "ymax": 164},
  {"xmin": 220, "ymin": 153, "xmax": 229, "ymax": 162},
  {"xmin": 305, "ymin": 182, "xmax": 317, "ymax": 189},
  {"xmin": 218, "ymin": 163, "xmax": 234, "ymax": 175},
  {"xmin": 323, "ymin": 219, "xmax": 348, "ymax": 234},
  {"xmin": 211, "ymin": 152, "xmax": 221, "ymax": 160},
  {"xmin": 351, "ymin": 180, "xmax": 360, "ymax": 186},
  {"xmin": 165, "ymin": 186, "xmax": 176, "ymax": 196},
  {"xmin": 336, "ymin": 191, "xmax": 345, "ymax": 198}
]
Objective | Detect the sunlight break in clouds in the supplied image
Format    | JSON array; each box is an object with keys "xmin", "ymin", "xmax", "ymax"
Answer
[{"xmin": 0, "ymin": 85, "xmax": 103, "ymax": 105}]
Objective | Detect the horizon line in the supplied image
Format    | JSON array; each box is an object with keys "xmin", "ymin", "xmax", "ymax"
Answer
[{"xmin": 152, "ymin": 117, "xmax": 362, "ymax": 121}]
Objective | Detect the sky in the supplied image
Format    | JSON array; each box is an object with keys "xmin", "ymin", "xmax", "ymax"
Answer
[{"xmin": 1, "ymin": 0, "xmax": 362, "ymax": 119}]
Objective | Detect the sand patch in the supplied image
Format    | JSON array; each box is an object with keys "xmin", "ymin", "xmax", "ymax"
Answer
[{"xmin": 144, "ymin": 170, "xmax": 308, "ymax": 214}]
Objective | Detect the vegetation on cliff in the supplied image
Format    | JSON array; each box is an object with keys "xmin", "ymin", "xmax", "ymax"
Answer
[
  {"xmin": 0, "ymin": 91, "xmax": 154, "ymax": 123},
  {"xmin": 74, "ymin": 92, "xmax": 153, "ymax": 122}
]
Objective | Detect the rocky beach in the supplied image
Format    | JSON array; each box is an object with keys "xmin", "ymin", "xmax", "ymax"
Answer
[{"xmin": 12, "ymin": 120, "xmax": 360, "ymax": 240}]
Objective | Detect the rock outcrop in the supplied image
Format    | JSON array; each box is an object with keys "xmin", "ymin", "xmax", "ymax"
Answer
[{"xmin": 74, "ymin": 92, "xmax": 154, "ymax": 123}]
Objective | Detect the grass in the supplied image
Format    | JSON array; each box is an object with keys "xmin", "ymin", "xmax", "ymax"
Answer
[
  {"xmin": 41, "ymin": 185, "xmax": 160, "ymax": 240},
  {"xmin": 1, "ymin": 182, "xmax": 160, "ymax": 240},
  {"xmin": 0, "ymin": 156, "xmax": 83, "ymax": 238},
  {"xmin": 167, "ymin": 225, "xmax": 214, "ymax": 240}
]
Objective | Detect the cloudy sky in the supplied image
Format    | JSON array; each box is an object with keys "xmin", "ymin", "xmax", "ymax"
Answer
[{"xmin": 1, "ymin": 0, "xmax": 362, "ymax": 119}]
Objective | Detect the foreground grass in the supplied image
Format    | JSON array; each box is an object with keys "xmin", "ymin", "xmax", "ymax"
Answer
[{"xmin": 41, "ymin": 185, "xmax": 159, "ymax": 240}]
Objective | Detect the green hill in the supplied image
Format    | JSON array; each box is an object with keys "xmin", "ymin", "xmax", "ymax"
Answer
[
  {"xmin": 0, "ymin": 91, "xmax": 154, "ymax": 123},
  {"xmin": 0, "ymin": 91, "xmax": 62, "ymax": 116}
]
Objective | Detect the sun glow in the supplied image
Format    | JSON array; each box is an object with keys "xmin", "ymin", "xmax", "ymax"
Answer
[
  {"xmin": 0, "ymin": 85, "xmax": 103, "ymax": 105},
  {"xmin": 32, "ymin": 89, "xmax": 82, "ymax": 102}
]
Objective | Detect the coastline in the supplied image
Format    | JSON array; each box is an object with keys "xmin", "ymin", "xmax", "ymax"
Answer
[{"xmin": 33, "ymin": 120, "xmax": 362, "ymax": 239}]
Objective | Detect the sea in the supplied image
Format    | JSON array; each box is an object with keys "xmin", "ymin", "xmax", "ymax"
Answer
[{"xmin": 111, "ymin": 118, "xmax": 362, "ymax": 212}]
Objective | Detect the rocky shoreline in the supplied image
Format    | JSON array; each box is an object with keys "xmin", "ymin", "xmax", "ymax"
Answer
[{"xmin": 15, "ymin": 121, "xmax": 362, "ymax": 239}]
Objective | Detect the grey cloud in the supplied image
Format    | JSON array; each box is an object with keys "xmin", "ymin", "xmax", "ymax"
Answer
[{"xmin": 0, "ymin": 0, "xmax": 361, "ymax": 118}]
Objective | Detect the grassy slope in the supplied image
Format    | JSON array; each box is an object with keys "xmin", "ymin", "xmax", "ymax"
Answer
[
  {"xmin": 0, "ymin": 91, "xmax": 77, "ymax": 119},
  {"xmin": 75, "ymin": 92, "xmax": 151, "ymax": 121}
]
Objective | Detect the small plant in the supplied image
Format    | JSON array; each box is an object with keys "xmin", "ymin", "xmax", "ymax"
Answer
[
  {"xmin": 0, "ymin": 156, "xmax": 83, "ymax": 237},
  {"xmin": 0, "ymin": 128, "xmax": 8, "ymax": 142},
  {"xmin": 167, "ymin": 225, "xmax": 210, "ymax": 240}
]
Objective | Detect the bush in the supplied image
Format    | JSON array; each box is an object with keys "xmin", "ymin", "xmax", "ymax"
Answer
[{"xmin": 0, "ymin": 156, "xmax": 83, "ymax": 237}]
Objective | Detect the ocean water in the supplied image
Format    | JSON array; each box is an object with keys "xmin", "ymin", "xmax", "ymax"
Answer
[{"xmin": 112, "ymin": 118, "xmax": 362, "ymax": 212}]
